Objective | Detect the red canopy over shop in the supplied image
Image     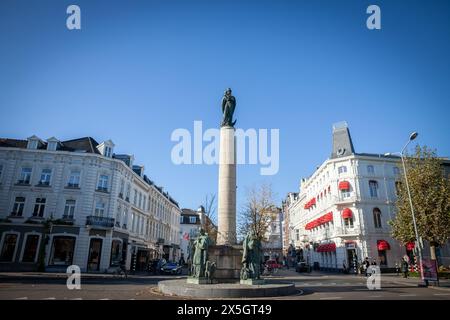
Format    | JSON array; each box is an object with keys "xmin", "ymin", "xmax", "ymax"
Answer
[
  {"xmin": 305, "ymin": 212, "xmax": 333, "ymax": 230},
  {"xmin": 317, "ymin": 243, "xmax": 336, "ymax": 252},
  {"xmin": 377, "ymin": 240, "xmax": 390, "ymax": 250},
  {"xmin": 338, "ymin": 181, "xmax": 350, "ymax": 190},
  {"xmin": 341, "ymin": 208, "xmax": 353, "ymax": 219},
  {"xmin": 406, "ymin": 242, "xmax": 415, "ymax": 251}
]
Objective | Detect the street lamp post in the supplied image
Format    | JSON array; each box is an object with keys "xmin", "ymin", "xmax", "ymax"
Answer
[{"xmin": 386, "ymin": 131, "xmax": 426, "ymax": 286}]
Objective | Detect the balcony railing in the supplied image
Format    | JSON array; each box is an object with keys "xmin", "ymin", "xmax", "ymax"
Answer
[
  {"xmin": 86, "ymin": 216, "xmax": 115, "ymax": 228},
  {"xmin": 333, "ymin": 193, "xmax": 359, "ymax": 204},
  {"xmin": 334, "ymin": 226, "xmax": 360, "ymax": 236}
]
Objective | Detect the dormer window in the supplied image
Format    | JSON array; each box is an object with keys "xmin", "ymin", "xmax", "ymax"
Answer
[
  {"xmin": 46, "ymin": 137, "xmax": 60, "ymax": 151},
  {"xmin": 105, "ymin": 146, "xmax": 112, "ymax": 158},
  {"xmin": 97, "ymin": 140, "xmax": 115, "ymax": 158},
  {"xmin": 27, "ymin": 135, "xmax": 44, "ymax": 150},
  {"xmin": 28, "ymin": 140, "xmax": 38, "ymax": 149}
]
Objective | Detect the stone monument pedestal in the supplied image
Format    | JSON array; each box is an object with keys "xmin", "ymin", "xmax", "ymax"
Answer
[
  {"xmin": 187, "ymin": 277, "xmax": 212, "ymax": 285},
  {"xmin": 207, "ymin": 244, "xmax": 242, "ymax": 281},
  {"xmin": 240, "ymin": 279, "xmax": 266, "ymax": 285}
]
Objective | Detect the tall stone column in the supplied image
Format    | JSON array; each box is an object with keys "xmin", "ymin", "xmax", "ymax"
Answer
[{"xmin": 217, "ymin": 125, "xmax": 236, "ymax": 245}]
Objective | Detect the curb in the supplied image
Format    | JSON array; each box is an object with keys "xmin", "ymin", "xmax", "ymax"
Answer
[{"xmin": 391, "ymin": 280, "xmax": 450, "ymax": 291}]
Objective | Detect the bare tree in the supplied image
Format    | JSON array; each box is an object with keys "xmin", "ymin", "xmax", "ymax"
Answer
[
  {"xmin": 203, "ymin": 193, "xmax": 218, "ymax": 243},
  {"xmin": 203, "ymin": 193, "xmax": 217, "ymax": 225},
  {"xmin": 238, "ymin": 183, "xmax": 278, "ymax": 242}
]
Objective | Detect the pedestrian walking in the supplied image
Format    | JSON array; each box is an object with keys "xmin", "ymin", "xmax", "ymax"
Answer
[
  {"xmin": 401, "ymin": 258, "xmax": 409, "ymax": 278},
  {"xmin": 363, "ymin": 257, "xmax": 370, "ymax": 276}
]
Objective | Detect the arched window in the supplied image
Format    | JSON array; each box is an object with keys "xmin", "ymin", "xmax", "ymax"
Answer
[
  {"xmin": 373, "ymin": 208, "xmax": 382, "ymax": 228},
  {"xmin": 367, "ymin": 165, "xmax": 374, "ymax": 174}
]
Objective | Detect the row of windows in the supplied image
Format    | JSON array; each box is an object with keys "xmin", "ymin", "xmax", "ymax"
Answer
[
  {"xmin": 302, "ymin": 207, "xmax": 384, "ymax": 234},
  {"xmin": 12, "ymin": 166, "xmax": 101, "ymax": 191},
  {"xmin": 8, "ymin": 195, "xmax": 177, "ymax": 242},
  {"xmin": 118, "ymin": 179, "xmax": 176, "ymax": 225},
  {"xmin": 337, "ymin": 165, "xmax": 400, "ymax": 176},
  {"xmin": 11, "ymin": 196, "xmax": 77, "ymax": 219},
  {"xmin": 308, "ymin": 163, "xmax": 400, "ymax": 197}
]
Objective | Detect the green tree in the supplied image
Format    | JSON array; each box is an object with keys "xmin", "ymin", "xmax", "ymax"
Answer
[{"xmin": 390, "ymin": 145, "xmax": 450, "ymax": 264}]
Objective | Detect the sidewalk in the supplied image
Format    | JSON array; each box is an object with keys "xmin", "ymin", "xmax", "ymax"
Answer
[
  {"xmin": 381, "ymin": 273, "xmax": 450, "ymax": 291},
  {"xmin": 0, "ymin": 271, "xmax": 181, "ymax": 280}
]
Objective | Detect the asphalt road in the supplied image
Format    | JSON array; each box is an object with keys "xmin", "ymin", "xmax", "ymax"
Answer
[{"xmin": 0, "ymin": 269, "xmax": 449, "ymax": 300}]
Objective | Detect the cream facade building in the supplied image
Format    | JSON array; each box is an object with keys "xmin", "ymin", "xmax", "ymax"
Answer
[{"xmin": 0, "ymin": 135, "xmax": 181, "ymax": 272}]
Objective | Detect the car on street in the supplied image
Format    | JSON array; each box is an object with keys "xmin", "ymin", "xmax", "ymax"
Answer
[
  {"xmin": 265, "ymin": 259, "xmax": 282, "ymax": 270},
  {"xmin": 160, "ymin": 262, "xmax": 183, "ymax": 275}
]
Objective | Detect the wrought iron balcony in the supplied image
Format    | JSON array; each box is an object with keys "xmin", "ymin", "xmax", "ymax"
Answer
[{"xmin": 86, "ymin": 215, "xmax": 115, "ymax": 228}]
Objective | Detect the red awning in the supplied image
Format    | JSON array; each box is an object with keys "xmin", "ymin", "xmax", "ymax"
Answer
[
  {"xmin": 338, "ymin": 181, "xmax": 350, "ymax": 190},
  {"xmin": 377, "ymin": 240, "xmax": 390, "ymax": 251},
  {"xmin": 342, "ymin": 208, "xmax": 353, "ymax": 219},
  {"xmin": 406, "ymin": 242, "xmax": 415, "ymax": 251},
  {"xmin": 324, "ymin": 212, "xmax": 333, "ymax": 222},
  {"xmin": 317, "ymin": 243, "xmax": 336, "ymax": 253}
]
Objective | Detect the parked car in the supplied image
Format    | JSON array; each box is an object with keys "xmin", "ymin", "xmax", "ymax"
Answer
[
  {"xmin": 295, "ymin": 261, "xmax": 310, "ymax": 273},
  {"xmin": 160, "ymin": 262, "xmax": 182, "ymax": 275},
  {"xmin": 265, "ymin": 259, "xmax": 282, "ymax": 270}
]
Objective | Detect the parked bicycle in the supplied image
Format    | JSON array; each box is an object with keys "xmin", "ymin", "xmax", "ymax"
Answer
[{"xmin": 112, "ymin": 261, "xmax": 128, "ymax": 278}]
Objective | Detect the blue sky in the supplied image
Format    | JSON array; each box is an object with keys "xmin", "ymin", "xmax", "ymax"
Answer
[{"xmin": 1, "ymin": 0, "xmax": 449, "ymax": 214}]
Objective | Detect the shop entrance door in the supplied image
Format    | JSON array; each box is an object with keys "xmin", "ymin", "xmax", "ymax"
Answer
[
  {"xmin": 87, "ymin": 239, "xmax": 103, "ymax": 272},
  {"xmin": 347, "ymin": 249, "xmax": 357, "ymax": 273}
]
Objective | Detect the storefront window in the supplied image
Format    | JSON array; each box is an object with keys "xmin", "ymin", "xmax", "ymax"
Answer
[
  {"xmin": 0, "ymin": 234, "xmax": 18, "ymax": 262},
  {"xmin": 49, "ymin": 236, "xmax": 75, "ymax": 265},
  {"xmin": 110, "ymin": 240, "xmax": 122, "ymax": 266},
  {"xmin": 22, "ymin": 234, "xmax": 40, "ymax": 262}
]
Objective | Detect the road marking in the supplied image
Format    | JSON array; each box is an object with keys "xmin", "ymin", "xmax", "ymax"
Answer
[
  {"xmin": 319, "ymin": 296, "xmax": 342, "ymax": 300},
  {"xmin": 43, "ymin": 297, "xmax": 56, "ymax": 300},
  {"xmin": 399, "ymin": 294, "xmax": 416, "ymax": 297},
  {"xmin": 99, "ymin": 298, "xmax": 110, "ymax": 300},
  {"xmin": 433, "ymin": 293, "xmax": 450, "ymax": 296},
  {"xmin": 370, "ymin": 295, "xmax": 383, "ymax": 298},
  {"xmin": 15, "ymin": 297, "xmax": 28, "ymax": 300},
  {"xmin": 71, "ymin": 298, "xmax": 83, "ymax": 300}
]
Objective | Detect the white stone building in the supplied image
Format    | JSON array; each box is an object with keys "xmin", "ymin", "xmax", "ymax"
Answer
[
  {"xmin": 179, "ymin": 206, "xmax": 217, "ymax": 263},
  {"xmin": 0, "ymin": 135, "xmax": 181, "ymax": 273},
  {"xmin": 285, "ymin": 122, "xmax": 421, "ymax": 272},
  {"xmin": 262, "ymin": 207, "xmax": 283, "ymax": 261}
]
